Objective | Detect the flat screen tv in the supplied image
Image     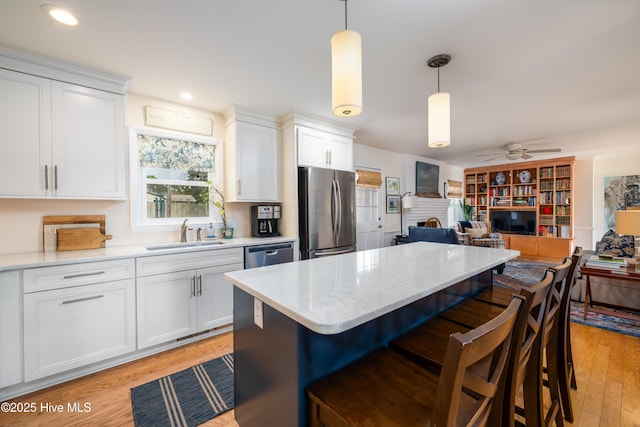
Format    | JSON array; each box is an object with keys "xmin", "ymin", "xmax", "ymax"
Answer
[{"xmin": 491, "ymin": 210, "xmax": 536, "ymax": 236}]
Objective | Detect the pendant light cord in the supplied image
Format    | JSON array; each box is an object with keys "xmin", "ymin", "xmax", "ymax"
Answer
[
  {"xmin": 437, "ymin": 65, "xmax": 441, "ymax": 93},
  {"xmin": 344, "ymin": 0, "xmax": 348, "ymax": 29}
]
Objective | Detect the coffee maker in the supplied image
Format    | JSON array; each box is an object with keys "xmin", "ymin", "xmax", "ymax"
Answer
[{"xmin": 251, "ymin": 205, "xmax": 281, "ymax": 237}]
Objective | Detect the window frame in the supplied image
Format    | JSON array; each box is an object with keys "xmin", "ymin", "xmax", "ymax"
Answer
[{"xmin": 129, "ymin": 126, "xmax": 221, "ymax": 232}]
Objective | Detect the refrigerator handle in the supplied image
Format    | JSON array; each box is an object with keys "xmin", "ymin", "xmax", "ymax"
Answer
[
  {"xmin": 331, "ymin": 179, "xmax": 339, "ymax": 240},
  {"xmin": 335, "ymin": 178, "xmax": 342, "ymax": 237}
]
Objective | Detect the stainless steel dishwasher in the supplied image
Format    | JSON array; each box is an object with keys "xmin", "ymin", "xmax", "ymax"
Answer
[{"xmin": 244, "ymin": 242, "xmax": 294, "ymax": 269}]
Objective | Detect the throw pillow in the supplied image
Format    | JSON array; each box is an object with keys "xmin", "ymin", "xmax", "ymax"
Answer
[
  {"xmin": 596, "ymin": 229, "xmax": 635, "ymax": 257},
  {"xmin": 465, "ymin": 227, "xmax": 489, "ymax": 239}
]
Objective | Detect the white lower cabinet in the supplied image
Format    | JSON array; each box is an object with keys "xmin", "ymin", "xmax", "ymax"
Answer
[
  {"xmin": 23, "ymin": 278, "xmax": 136, "ymax": 381},
  {"xmin": 0, "ymin": 271, "xmax": 22, "ymax": 388},
  {"xmin": 136, "ymin": 248, "xmax": 243, "ymax": 349}
]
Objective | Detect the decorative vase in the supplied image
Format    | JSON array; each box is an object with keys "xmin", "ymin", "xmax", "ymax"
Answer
[
  {"xmin": 222, "ymin": 227, "xmax": 234, "ymax": 239},
  {"xmin": 518, "ymin": 170, "xmax": 531, "ymax": 183},
  {"xmin": 495, "ymin": 172, "xmax": 506, "ymax": 185}
]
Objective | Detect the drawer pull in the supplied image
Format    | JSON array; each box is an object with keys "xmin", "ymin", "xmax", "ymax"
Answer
[
  {"xmin": 62, "ymin": 271, "xmax": 106, "ymax": 279},
  {"xmin": 62, "ymin": 294, "xmax": 104, "ymax": 304}
]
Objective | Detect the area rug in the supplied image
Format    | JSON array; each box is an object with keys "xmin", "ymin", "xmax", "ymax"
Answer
[
  {"xmin": 131, "ymin": 353, "xmax": 234, "ymax": 427},
  {"xmin": 494, "ymin": 260, "xmax": 640, "ymax": 338}
]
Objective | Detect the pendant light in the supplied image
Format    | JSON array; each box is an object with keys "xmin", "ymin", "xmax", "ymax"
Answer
[
  {"xmin": 331, "ymin": 0, "xmax": 362, "ymax": 117},
  {"xmin": 427, "ymin": 54, "xmax": 451, "ymax": 148}
]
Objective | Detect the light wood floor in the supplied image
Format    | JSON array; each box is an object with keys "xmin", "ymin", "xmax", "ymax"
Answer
[{"xmin": 2, "ymin": 324, "xmax": 639, "ymax": 426}]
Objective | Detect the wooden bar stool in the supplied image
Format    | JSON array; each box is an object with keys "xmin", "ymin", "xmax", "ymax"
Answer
[
  {"xmin": 391, "ymin": 270, "xmax": 554, "ymax": 427},
  {"xmin": 306, "ymin": 298, "xmax": 523, "ymax": 427},
  {"xmin": 473, "ymin": 249, "xmax": 583, "ymax": 422}
]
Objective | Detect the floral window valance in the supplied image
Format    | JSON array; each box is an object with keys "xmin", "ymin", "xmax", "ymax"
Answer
[{"xmin": 137, "ymin": 134, "xmax": 216, "ymax": 172}]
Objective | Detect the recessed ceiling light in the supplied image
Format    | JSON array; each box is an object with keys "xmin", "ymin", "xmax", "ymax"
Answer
[
  {"xmin": 180, "ymin": 92, "xmax": 193, "ymax": 101},
  {"xmin": 42, "ymin": 5, "xmax": 78, "ymax": 26}
]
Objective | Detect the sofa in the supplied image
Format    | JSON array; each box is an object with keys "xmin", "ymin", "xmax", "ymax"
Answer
[
  {"xmin": 571, "ymin": 230, "xmax": 640, "ymax": 311},
  {"xmin": 406, "ymin": 226, "xmax": 459, "ymax": 244},
  {"xmin": 403, "ymin": 225, "xmax": 505, "ymax": 274},
  {"xmin": 454, "ymin": 220, "xmax": 506, "ymax": 249}
]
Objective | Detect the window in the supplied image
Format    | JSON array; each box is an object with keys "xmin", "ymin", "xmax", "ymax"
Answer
[{"xmin": 129, "ymin": 127, "xmax": 220, "ymax": 230}]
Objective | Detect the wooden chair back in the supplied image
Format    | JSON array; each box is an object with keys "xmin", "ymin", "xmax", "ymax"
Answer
[
  {"xmin": 424, "ymin": 217, "xmax": 442, "ymax": 228},
  {"xmin": 432, "ymin": 297, "xmax": 523, "ymax": 427},
  {"xmin": 500, "ymin": 269, "xmax": 555, "ymax": 427},
  {"xmin": 524, "ymin": 256, "xmax": 573, "ymax": 426}
]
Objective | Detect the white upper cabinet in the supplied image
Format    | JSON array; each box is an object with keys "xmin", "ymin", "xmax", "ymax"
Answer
[
  {"xmin": 51, "ymin": 82, "xmax": 125, "ymax": 198},
  {"xmin": 297, "ymin": 126, "xmax": 353, "ymax": 172},
  {"xmin": 0, "ymin": 69, "xmax": 51, "ymax": 197},
  {"xmin": 0, "ymin": 48, "xmax": 129, "ymax": 199},
  {"xmin": 224, "ymin": 108, "xmax": 280, "ymax": 202}
]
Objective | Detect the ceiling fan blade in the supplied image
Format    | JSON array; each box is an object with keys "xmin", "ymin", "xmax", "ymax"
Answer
[
  {"xmin": 521, "ymin": 153, "xmax": 533, "ymax": 159},
  {"xmin": 514, "ymin": 137, "xmax": 546, "ymax": 144},
  {"xmin": 525, "ymin": 148, "xmax": 562, "ymax": 154},
  {"xmin": 483, "ymin": 155, "xmax": 506, "ymax": 162},
  {"xmin": 478, "ymin": 152, "xmax": 507, "ymax": 157}
]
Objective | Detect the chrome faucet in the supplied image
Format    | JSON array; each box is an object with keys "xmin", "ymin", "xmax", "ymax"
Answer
[{"xmin": 180, "ymin": 219, "xmax": 189, "ymax": 242}]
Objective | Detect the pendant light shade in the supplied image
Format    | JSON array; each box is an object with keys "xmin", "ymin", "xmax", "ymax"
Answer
[
  {"xmin": 332, "ymin": 29, "xmax": 362, "ymax": 117},
  {"xmin": 331, "ymin": 0, "xmax": 362, "ymax": 117},
  {"xmin": 427, "ymin": 54, "xmax": 451, "ymax": 148},
  {"xmin": 428, "ymin": 92, "xmax": 450, "ymax": 148}
]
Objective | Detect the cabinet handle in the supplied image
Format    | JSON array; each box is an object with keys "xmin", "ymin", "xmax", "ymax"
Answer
[
  {"xmin": 191, "ymin": 276, "xmax": 196, "ymax": 297},
  {"xmin": 62, "ymin": 294, "xmax": 104, "ymax": 305},
  {"xmin": 237, "ymin": 179, "xmax": 241, "ymax": 195},
  {"xmin": 44, "ymin": 165, "xmax": 49, "ymax": 190},
  {"xmin": 198, "ymin": 275, "xmax": 203, "ymax": 296},
  {"xmin": 325, "ymin": 150, "xmax": 329, "ymax": 166},
  {"xmin": 329, "ymin": 149, "xmax": 332, "ymax": 165},
  {"xmin": 54, "ymin": 165, "xmax": 58, "ymax": 190},
  {"xmin": 62, "ymin": 271, "xmax": 106, "ymax": 279}
]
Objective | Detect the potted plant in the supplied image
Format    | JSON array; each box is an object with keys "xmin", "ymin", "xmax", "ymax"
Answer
[
  {"xmin": 211, "ymin": 185, "xmax": 234, "ymax": 239},
  {"xmin": 459, "ymin": 199, "xmax": 473, "ymax": 221}
]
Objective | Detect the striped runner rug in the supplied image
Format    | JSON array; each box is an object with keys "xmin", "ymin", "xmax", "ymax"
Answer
[{"xmin": 131, "ymin": 353, "xmax": 234, "ymax": 427}]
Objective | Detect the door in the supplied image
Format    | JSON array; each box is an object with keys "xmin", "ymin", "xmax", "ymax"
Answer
[
  {"xmin": 334, "ymin": 169, "xmax": 356, "ymax": 248},
  {"xmin": 136, "ymin": 270, "xmax": 197, "ymax": 349},
  {"xmin": 305, "ymin": 166, "xmax": 338, "ymax": 251},
  {"xmin": 235, "ymin": 121, "xmax": 279, "ymax": 201},
  {"xmin": 0, "ymin": 69, "xmax": 51, "ymax": 197},
  {"xmin": 51, "ymin": 81, "xmax": 125, "ymax": 198},
  {"xmin": 356, "ymin": 186, "xmax": 383, "ymax": 250},
  {"xmin": 197, "ymin": 263, "xmax": 243, "ymax": 331}
]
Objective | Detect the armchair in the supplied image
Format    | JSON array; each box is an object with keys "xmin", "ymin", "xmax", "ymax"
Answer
[{"xmin": 454, "ymin": 220, "xmax": 505, "ymax": 249}]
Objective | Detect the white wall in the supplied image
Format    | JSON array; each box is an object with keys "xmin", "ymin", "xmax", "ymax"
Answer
[
  {"xmin": 0, "ymin": 94, "xmax": 253, "ymax": 255},
  {"xmin": 353, "ymin": 144, "xmax": 464, "ymax": 244},
  {"xmin": 591, "ymin": 153, "xmax": 640, "ymax": 246}
]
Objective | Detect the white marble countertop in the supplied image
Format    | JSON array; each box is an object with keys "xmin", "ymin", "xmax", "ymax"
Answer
[
  {"xmin": 0, "ymin": 236, "xmax": 296, "ymax": 271},
  {"xmin": 225, "ymin": 242, "xmax": 519, "ymax": 335}
]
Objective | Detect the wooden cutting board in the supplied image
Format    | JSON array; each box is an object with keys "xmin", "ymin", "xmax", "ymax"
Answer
[{"xmin": 57, "ymin": 228, "xmax": 113, "ymax": 251}]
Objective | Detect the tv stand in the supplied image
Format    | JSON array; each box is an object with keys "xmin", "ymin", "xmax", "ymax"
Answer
[{"xmin": 503, "ymin": 234, "xmax": 572, "ymax": 259}]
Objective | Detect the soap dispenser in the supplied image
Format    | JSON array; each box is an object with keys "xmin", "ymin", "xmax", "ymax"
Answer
[{"xmin": 207, "ymin": 222, "xmax": 215, "ymax": 238}]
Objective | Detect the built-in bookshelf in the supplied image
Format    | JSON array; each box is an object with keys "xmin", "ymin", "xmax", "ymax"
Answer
[{"xmin": 464, "ymin": 157, "xmax": 575, "ymax": 258}]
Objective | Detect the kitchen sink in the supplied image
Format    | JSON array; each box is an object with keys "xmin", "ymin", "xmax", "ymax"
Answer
[{"xmin": 145, "ymin": 240, "xmax": 224, "ymax": 251}]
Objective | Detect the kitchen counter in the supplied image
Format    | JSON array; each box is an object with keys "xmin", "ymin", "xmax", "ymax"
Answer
[
  {"xmin": 0, "ymin": 236, "xmax": 296, "ymax": 271},
  {"xmin": 225, "ymin": 242, "xmax": 519, "ymax": 334},
  {"xmin": 227, "ymin": 242, "xmax": 519, "ymax": 427}
]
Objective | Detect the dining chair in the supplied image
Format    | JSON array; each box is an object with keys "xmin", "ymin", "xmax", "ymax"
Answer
[
  {"xmin": 473, "ymin": 249, "xmax": 584, "ymax": 423},
  {"xmin": 391, "ymin": 270, "xmax": 554, "ymax": 427},
  {"xmin": 306, "ymin": 297, "xmax": 523, "ymax": 427}
]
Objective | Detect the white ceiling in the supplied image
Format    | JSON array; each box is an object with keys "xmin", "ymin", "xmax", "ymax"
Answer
[{"xmin": 1, "ymin": 0, "xmax": 639, "ymax": 168}]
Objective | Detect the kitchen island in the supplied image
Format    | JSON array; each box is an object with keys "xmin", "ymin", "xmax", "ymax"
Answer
[{"xmin": 224, "ymin": 242, "xmax": 519, "ymax": 427}]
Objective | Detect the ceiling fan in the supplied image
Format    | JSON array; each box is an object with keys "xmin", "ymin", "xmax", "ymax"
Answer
[{"xmin": 478, "ymin": 140, "xmax": 561, "ymax": 162}]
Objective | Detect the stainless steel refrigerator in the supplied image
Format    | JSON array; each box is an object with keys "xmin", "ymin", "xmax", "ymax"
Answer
[{"xmin": 298, "ymin": 166, "xmax": 356, "ymax": 259}]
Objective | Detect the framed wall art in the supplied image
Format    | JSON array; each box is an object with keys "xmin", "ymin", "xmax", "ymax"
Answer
[
  {"xmin": 415, "ymin": 161, "xmax": 441, "ymax": 198},
  {"xmin": 386, "ymin": 177, "xmax": 400, "ymax": 195},
  {"xmin": 386, "ymin": 195, "xmax": 400, "ymax": 213}
]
